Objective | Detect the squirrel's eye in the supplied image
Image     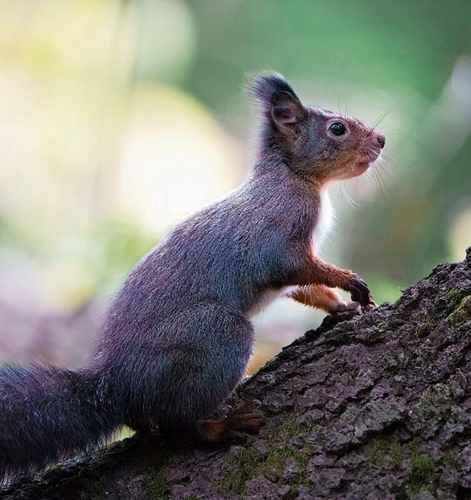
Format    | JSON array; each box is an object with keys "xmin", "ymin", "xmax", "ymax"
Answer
[{"xmin": 329, "ymin": 122, "xmax": 346, "ymax": 136}]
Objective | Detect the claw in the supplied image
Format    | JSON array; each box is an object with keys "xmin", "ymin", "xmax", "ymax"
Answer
[
  {"xmin": 197, "ymin": 401, "xmax": 265, "ymax": 443},
  {"xmin": 347, "ymin": 276, "xmax": 372, "ymax": 306}
]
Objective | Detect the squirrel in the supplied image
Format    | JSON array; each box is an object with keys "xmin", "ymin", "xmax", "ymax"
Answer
[{"xmin": 0, "ymin": 73, "xmax": 384, "ymax": 480}]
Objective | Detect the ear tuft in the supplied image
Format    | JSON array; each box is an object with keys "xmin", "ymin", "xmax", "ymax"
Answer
[
  {"xmin": 247, "ymin": 72, "xmax": 307, "ymax": 129},
  {"xmin": 248, "ymin": 72, "xmax": 299, "ymax": 107}
]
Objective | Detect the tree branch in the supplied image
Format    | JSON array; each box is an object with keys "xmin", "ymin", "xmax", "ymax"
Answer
[{"xmin": 2, "ymin": 248, "xmax": 471, "ymax": 499}]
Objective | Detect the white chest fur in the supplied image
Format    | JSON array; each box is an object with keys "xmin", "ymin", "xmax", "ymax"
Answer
[{"xmin": 310, "ymin": 189, "xmax": 335, "ymax": 255}]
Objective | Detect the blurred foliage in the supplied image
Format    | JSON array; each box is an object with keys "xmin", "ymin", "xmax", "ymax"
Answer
[{"xmin": 0, "ymin": 0, "xmax": 470, "ymax": 366}]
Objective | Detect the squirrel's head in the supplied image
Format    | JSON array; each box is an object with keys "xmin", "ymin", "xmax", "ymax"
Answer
[{"xmin": 249, "ymin": 73, "xmax": 385, "ymax": 186}]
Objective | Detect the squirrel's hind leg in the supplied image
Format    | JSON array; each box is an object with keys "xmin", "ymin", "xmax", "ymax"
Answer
[{"xmin": 125, "ymin": 304, "xmax": 258, "ymax": 437}]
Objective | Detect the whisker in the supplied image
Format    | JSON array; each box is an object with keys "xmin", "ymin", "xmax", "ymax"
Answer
[
  {"xmin": 342, "ymin": 184, "xmax": 360, "ymax": 208},
  {"xmin": 371, "ymin": 165, "xmax": 388, "ymax": 204},
  {"xmin": 377, "ymin": 108, "xmax": 395, "ymax": 127},
  {"xmin": 377, "ymin": 161, "xmax": 393, "ymax": 180},
  {"xmin": 337, "ymin": 183, "xmax": 345, "ymax": 207},
  {"xmin": 324, "ymin": 224, "xmax": 336, "ymax": 245},
  {"xmin": 381, "ymin": 153, "xmax": 413, "ymax": 170},
  {"xmin": 381, "ymin": 127, "xmax": 403, "ymax": 134},
  {"xmin": 367, "ymin": 108, "xmax": 395, "ymax": 136},
  {"xmin": 374, "ymin": 164, "xmax": 392, "ymax": 195},
  {"xmin": 369, "ymin": 147, "xmax": 382, "ymax": 157}
]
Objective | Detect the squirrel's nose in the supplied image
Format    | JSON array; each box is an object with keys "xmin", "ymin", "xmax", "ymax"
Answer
[{"xmin": 376, "ymin": 134, "xmax": 386, "ymax": 149}]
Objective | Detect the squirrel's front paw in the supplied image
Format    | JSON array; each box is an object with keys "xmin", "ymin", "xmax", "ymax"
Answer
[{"xmin": 346, "ymin": 276, "xmax": 373, "ymax": 307}]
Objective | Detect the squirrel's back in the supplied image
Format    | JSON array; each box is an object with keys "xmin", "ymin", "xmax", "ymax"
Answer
[{"xmin": 102, "ymin": 172, "xmax": 320, "ymax": 329}]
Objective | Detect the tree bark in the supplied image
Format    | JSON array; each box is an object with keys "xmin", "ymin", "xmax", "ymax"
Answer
[{"xmin": 2, "ymin": 249, "xmax": 471, "ymax": 500}]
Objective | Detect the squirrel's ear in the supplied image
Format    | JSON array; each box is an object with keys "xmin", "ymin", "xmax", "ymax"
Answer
[
  {"xmin": 248, "ymin": 73, "xmax": 307, "ymax": 130},
  {"xmin": 271, "ymin": 91, "xmax": 306, "ymax": 128}
]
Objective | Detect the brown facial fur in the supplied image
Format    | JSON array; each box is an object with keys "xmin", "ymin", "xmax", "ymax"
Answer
[
  {"xmin": 304, "ymin": 109, "xmax": 385, "ymax": 185},
  {"xmin": 251, "ymin": 74, "xmax": 385, "ymax": 189}
]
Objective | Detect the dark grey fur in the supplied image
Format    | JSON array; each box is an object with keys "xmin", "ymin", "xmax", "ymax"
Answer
[{"xmin": 0, "ymin": 73, "xmax": 376, "ymax": 479}]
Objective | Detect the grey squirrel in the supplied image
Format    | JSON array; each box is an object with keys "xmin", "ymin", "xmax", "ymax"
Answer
[{"xmin": 0, "ymin": 73, "xmax": 384, "ymax": 480}]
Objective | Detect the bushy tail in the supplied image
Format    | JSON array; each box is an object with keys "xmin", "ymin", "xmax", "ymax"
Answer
[{"xmin": 0, "ymin": 365, "xmax": 122, "ymax": 480}]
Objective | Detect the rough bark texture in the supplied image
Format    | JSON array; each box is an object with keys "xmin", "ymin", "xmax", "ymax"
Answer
[{"xmin": 2, "ymin": 249, "xmax": 471, "ymax": 500}]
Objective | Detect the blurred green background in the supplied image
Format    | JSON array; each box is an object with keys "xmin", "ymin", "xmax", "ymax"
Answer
[{"xmin": 0, "ymin": 0, "xmax": 470, "ymax": 372}]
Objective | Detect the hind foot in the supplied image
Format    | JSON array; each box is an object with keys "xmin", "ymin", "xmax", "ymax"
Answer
[{"xmin": 197, "ymin": 400, "xmax": 265, "ymax": 443}]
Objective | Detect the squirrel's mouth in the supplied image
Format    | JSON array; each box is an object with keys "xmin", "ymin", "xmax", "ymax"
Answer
[
  {"xmin": 339, "ymin": 146, "xmax": 383, "ymax": 180},
  {"xmin": 365, "ymin": 146, "xmax": 382, "ymax": 164},
  {"xmin": 353, "ymin": 148, "xmax": 381, "ymax": 176},
  {"xmin": 354, "ymin": 161, "xmax": 371, "ymax": 176},
  {"xmin": 356, "ymin": 147, "xmax": 382, "ymax": 172}
]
